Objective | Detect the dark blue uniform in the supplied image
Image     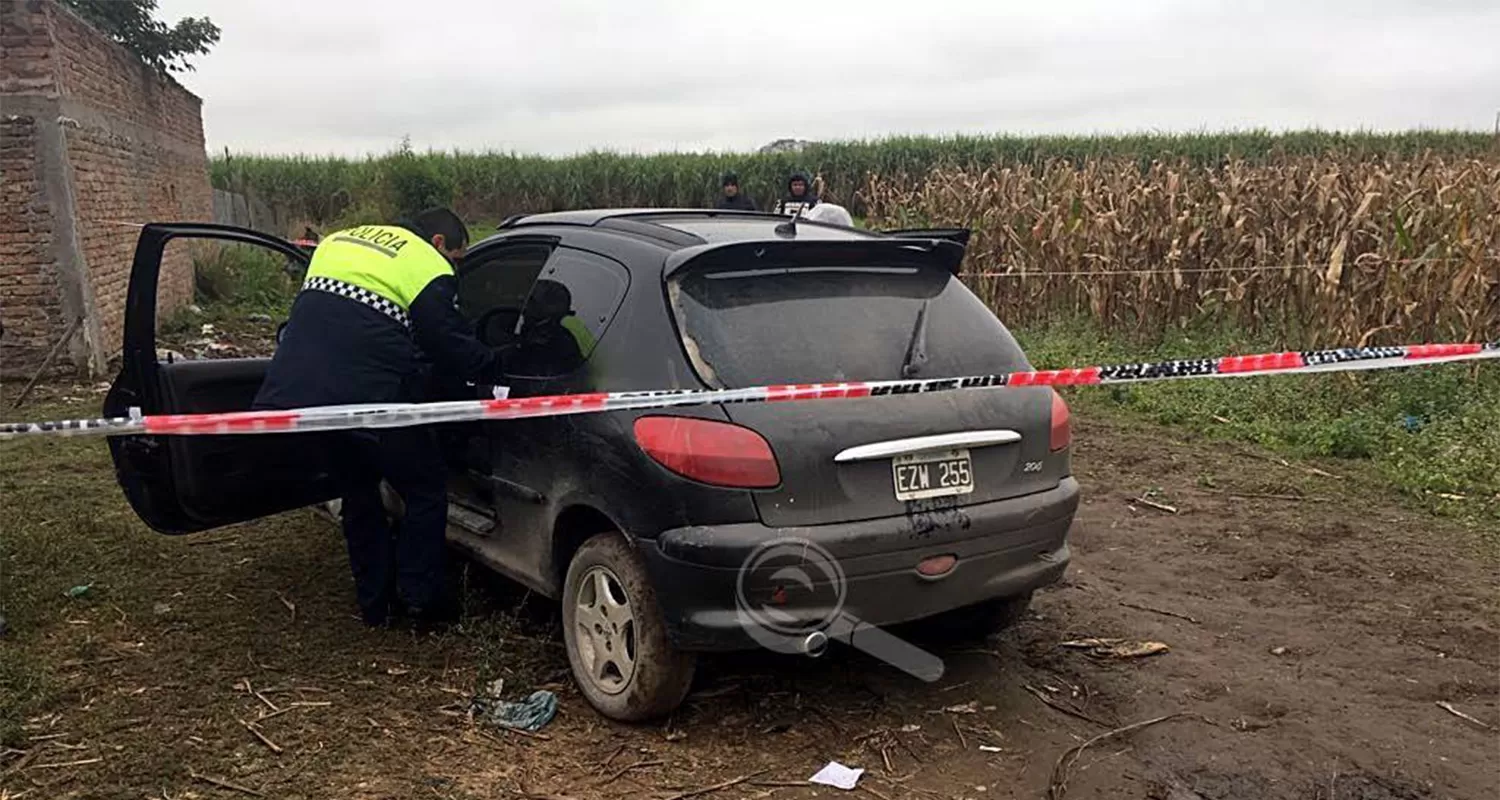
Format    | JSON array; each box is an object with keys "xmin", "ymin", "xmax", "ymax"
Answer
[{"xmin": 254, "ymin": 224, "xmax": 499, "ymax": 626}]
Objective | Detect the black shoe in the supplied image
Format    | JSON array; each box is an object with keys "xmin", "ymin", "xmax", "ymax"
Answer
[
  {"xmin": 360, "ymin": 598, "xmax": 398, "ymax": 628},
  {"xmin": 405, "ymin": 602, "xmax": 460, "ymax": 634}
]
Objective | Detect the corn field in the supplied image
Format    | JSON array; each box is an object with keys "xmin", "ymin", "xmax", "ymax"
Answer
[
  {"xmin": 210, "ymin": 132, "xmax": 1498, "ymax": 345},
  {"xmin": 865, "ymin": 155, "xmax": 1500, "ymax": 346},
  {"xmin": 211, "ymin": 131, "xmax": 1494, "ymax": 224}
]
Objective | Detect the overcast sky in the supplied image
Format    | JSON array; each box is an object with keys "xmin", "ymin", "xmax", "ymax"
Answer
[{"xmin": 155, "ymin": 0, "xmax": 1500, "ymax": 157}]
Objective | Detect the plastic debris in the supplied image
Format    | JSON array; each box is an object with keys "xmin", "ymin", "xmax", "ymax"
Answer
[
  {"xmin": 1060, "ymin": 637, "xmax": 1170, "ymax": 659},
  {"xmin": 65, "ymin": 583, "xmax": 93, "ymax": 598},
  {"xmin": 809, "ymin": 761, "xmax": 864, "ymax": 790},
  {"xmin": 470, "ymin": 679, "xmax": 558, "ymax": 732}
]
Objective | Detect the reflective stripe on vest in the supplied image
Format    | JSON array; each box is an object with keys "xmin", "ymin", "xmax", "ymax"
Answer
[
  {"xmin": 302, "ymin": 276, "xmax": 412, "ymax": 329},
  {"xmin": 303, "ymin": 225, "xmax": 453, "ymax": 310}
]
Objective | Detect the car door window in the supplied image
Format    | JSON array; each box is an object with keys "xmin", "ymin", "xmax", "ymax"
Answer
[
  {"xmin": 456, "ymin": 242, "xmax": 555, "ymax": 346},
  {"xmin": 507, "ymin": 248, "xmax": 630, "ymax": 379}
]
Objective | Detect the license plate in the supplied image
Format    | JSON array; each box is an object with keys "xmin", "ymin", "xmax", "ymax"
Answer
[{"xmin": 892, "ymin": 449, "xmax": 974, "ymax": 501}]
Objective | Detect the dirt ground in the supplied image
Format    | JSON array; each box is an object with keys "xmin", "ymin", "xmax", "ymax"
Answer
[{"xmin": 2, "ymin": 388, "xmax": 1496, "ymax": 800}]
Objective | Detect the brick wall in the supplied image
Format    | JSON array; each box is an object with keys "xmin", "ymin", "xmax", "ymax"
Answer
[
  {"xmin": 0, "ymin": 113, "xmax": 64, "ymax": 366},
  {"xmin": 0, "ymin": 0, "xmax": 211, "ymax": 378}
]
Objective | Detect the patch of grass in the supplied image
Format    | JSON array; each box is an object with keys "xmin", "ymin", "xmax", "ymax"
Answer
[
  {"xmin": 1017, "ymin": 318, "xmax": 1500, "ymax": 524},
  {"xmin": 193, "ymin": 243, "xmax": 298, "ymax": 314},
  {"xmin": 0, "ymin": 399, "xmax": 130, "ymax": 747},
  {"xmin": 0, "ymin": 648, "xmax": 49, "ymax": 747}
]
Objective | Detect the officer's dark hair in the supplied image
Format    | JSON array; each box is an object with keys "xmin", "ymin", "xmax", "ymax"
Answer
[
  {"xmin": 408, "ymin": 207, "xmax": 469, "ymax": 250},
  {"xmin": 722, "ymin": 172, "xmax": 739, "ymax": 187}
]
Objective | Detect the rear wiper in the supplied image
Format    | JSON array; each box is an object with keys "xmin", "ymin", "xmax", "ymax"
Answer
[{"xmin": 900, "ymin": 299, "xmax": 930, "ymax": 378}]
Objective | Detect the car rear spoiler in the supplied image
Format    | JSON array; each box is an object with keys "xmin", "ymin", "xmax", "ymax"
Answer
[
  {"xmin": 881, "ymin": 227, "xmax": 971, "ymax": 247},
  {"xmin": 664, "ymin": 237, "xmax": 969, "ymax": 278}
]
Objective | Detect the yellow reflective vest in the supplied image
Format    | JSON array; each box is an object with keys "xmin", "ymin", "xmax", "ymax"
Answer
[
  {"xmin": 305, "ymin": 225, "xmax": 454, "ymax": 309},
  {"xmin": 561, "ymin": 315, "xmax": 596, "ymax": 357}
]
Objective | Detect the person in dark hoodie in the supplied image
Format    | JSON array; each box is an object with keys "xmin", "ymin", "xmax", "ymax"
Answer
[
  {"xmin": 715, "ymin": 172, "xmax": 757, "ymax": 211},
  {"xmin": 773, "ymin": 170, "xmax": 818, "ymax": 216}
]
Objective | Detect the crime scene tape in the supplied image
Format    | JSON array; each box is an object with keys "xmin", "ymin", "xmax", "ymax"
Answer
[{"xmin": 1, "ymin": 341, "xmax": 1495, "ymax": 441}]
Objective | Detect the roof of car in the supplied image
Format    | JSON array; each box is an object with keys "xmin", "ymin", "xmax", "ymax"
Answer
[{"xmin": 486, "ymin": 209, "xmax": 880, "ymax": 249}]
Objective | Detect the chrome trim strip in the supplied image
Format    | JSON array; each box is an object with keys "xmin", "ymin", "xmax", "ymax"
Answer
[{"xmin": 833, "ymin": 430, "xmax": 1022, "ymax": 462}]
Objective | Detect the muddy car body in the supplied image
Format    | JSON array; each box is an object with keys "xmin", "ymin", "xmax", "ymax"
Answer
[{"xmin": 105, "ymin": 210, "xmax": 1079, "ymax": 720}]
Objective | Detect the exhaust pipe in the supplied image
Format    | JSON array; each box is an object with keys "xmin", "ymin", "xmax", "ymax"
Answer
[{"xmin": 801, "ymin": 630, "xmax": 828, "ymax": 657}]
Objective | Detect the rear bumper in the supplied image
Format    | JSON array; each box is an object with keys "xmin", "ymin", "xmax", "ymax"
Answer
[{"xmin": 638, "ymin": 477, "xmax": 1079, "ymax": 651}]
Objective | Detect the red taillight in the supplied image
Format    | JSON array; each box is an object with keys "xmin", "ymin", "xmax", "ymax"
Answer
[
  {"xmin": 1050, "ymin": 390, "xmax": 1072, "ymax": 452},
  {"xmin": 633, "ymin": 416, "xmax": 781, "ymax": 489}
]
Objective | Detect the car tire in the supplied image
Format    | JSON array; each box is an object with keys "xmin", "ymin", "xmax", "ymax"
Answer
[
  {"xmin": 562, "ymin": 533, "xmax": 696, "ymax": 722},
  {"xmin": 919, "ymin": 591, "xmax": 1033, "ymax": 642}
]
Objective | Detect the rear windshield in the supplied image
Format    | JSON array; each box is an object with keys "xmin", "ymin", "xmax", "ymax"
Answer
[{"xmin": 669, "ymin": 265, "xmax": 1030, "ymax": 388}]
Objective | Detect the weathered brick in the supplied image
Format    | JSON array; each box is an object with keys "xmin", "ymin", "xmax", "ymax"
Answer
[{"xmin": 0, "ymin": 0, "xmax": 210, "ymax": 377}]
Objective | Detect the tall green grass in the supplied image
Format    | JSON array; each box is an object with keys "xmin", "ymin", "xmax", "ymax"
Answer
[
  {"xmin": 1018, "ymin": 319, "xmax": 1500, "ymax": 525},
  {"xmin": 212, "ymin": 130, "xmax": 1496, "ymax": 227}
]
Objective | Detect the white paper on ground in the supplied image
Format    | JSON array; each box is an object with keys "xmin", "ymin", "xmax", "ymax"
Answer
[
  {"xmin": 809, "ymin": 761, "xmax": 864, "ymax": 790},
  {"xmin": 491, "ymin": 385, "xmax": 511, "ymax": 400}
]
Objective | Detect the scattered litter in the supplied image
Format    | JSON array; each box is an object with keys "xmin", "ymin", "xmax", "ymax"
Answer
[
  {"xmin": 201, "ymin": 324, "xmax": 216, "ymax": 335},
  {"xmin": 65, "ymin": 583, "xmax": 93, "ymax": 598},
  {"xmin": 809, "ymin": 761, "xmax": 864, "ymax": 790},
  {"xmin": 1269, "ymin": 646, "xmax": 1288, "ymax": 656},
  {"xmin": 898, "ymin": 724, "xmax": 921, "ymax": 733},
  {"xmin": 1436, "ymin": 701, "xmax": 1494, "ymax": 731},
  {"xmin": 1118, "ymin": 601, "xmax": 1200, "ymax": 624},
  {"xmin": 187, "ymin": 304, "xmax": 203, "ymax": 315},
  {"xmin": 247, "ymin": 313, "xmax": 274, "ymax": 324},
  {"xmin": 470, "ymin": 679, "xmax": 558, "ymax": 732},
  {"xmin": 1129, "ymin": 492, "xmax": 1179, "ymax": 514},
  {"xmin": 943, "ymin": 701, "xmax": 979, "ymax": 714},
  {"xmin": 1060, "ymin": 638, "xmax": 1170, "ymax": 659},
  {"xmin": 152, "ymin": 602, "xmax": 173, "ymax": 616},
  {"xmin": 979, "ymin": 745, "xmax": 1004, "ymax": 753}
]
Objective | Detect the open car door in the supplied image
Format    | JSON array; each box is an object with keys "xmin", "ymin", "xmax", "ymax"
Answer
[{"xmin": 103, "ymin": 223, "xmax": 336, "ymax": 534}]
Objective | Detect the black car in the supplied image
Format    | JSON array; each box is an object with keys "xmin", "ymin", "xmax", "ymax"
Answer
[{"xmin": 104, "ymin": 210, "xmax": 1079, "ymax": 722}]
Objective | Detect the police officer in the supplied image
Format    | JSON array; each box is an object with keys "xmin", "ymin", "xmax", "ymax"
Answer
[{"xmin": 254, "ymin": 208, "xmax": 499, "ymax": 629}]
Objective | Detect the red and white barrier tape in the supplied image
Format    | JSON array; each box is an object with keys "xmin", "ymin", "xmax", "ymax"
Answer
[{"xmin": 2, "ymin": 341, "xmax": 1495, "ymax": 440}]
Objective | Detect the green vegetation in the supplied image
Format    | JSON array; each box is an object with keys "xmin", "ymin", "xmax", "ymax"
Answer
[
  {"xmin": 191, "ymin": 243, "xmax": 299, "ymax": 314},
  {"xmin": 61, "ymin": 0, "xmax": 219, "ymax": 75},
  {"xmin": 212, "ymin": 130, "xmax": 1495, "ymax": 224},
  {"xmin": 1018, "ymin": 319, "xmax": 1500, "ymax": 524}
]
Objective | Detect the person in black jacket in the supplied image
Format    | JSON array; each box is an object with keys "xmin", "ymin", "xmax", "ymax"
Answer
[
  {"xmin": 773, "ymin": 169, "xmax": 818, "ymax": 216},
  {"xmin": 254, "ymin": 208, "xmax": 501, "ymax": 629},
  {"xmin": 715, "ymin": 172, "xmax": 757, "ymax": 211}
]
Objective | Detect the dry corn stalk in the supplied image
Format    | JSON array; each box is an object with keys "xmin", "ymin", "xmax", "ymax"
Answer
[{"xmin": 865, "ymin": 155, "xmax": 1500, "ymax": 346}]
